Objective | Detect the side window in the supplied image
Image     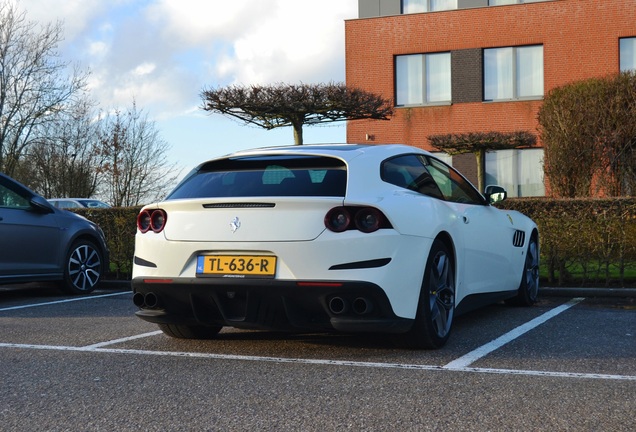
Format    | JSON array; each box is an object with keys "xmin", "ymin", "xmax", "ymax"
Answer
[
  {"xmin": 0, "ymin": 182, "xmax": 30, "ymax": 209},
  {"xmin": 425, "ymin": 157, "xmax": 485, "ymax": 205},
  {"xmin": 381, "ymin": 155, "xmax": 444, "ymax": 199},
  {"xmin": 57, "ymin": 200, "xmax": 80, "ymax": 209}
]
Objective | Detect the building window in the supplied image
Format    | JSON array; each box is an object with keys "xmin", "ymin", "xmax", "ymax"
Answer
[
  {"xmin": 396, "ymin": 53, "xmax": 451, "ymax": 106},
  {"xmin": 620, "ymin": 37, "xmax": 636, "ymax": 72},
  {"xmin": 489, "ymin": 0, "xmax": 548, "ymax": 5},
  {"xmin": 484, "ymin": 45, "xmax": 543, "ymax": 101},
  {"xmin": 485, "ymin": 148, "xmax": 545, "ymax": 197},
  {"xmin": 402, "ymin": 0, "xmax": 457, "ymax": 14}
]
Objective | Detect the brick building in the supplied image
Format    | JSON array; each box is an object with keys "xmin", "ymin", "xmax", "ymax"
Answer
[{"xmin": 345, "ymin": 0, "xmax": 636, "ymax": 196}]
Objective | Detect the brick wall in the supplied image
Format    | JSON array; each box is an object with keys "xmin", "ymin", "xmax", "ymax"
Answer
[{"xmin": 345, "ymin": 0, "xmax": 636, "ymax": 150}]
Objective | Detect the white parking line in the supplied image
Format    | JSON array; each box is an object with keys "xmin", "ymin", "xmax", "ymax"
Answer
[
  {"xmin": 0, "ymin": 291, "xmax": 130, "ymax": 312},
  {"xmin": 82, "ymin": 330, "xmax": 164, "ymax": 349},
  {"xmin": 1, "ymin": 295, "xmax": 633, "ymax": 382},
  {"xmin": 444, "ymin": 297, "xmax": 585, "ymax": 369},
  {"xmin": 0, "ymin": 341, "xmax": 634, "ymax": 382}
]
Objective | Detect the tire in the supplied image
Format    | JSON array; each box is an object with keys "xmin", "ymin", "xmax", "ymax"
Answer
[
  {"xmin": 158, "ymin": 323, "xmax": 223, "ymax": 339},
  {"xmin": 402, "ymin": 239, "xmax": 455, "ymax": 349},
  {"xmin": 61, "ymin": 239, "xmax": 103, "ymax": 295},
  {"xmin": 506, "ymin": 233, "xmax": 540, "ymax": 306}
]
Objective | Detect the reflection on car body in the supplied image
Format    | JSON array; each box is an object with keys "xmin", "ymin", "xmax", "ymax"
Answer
[
  {"xmin": 48, "ymin": 198, "xmax": 111, "ymax": 209},
  {"xmin": 131, "ymin": 144, "xmax": 539, "ymax": 348}
]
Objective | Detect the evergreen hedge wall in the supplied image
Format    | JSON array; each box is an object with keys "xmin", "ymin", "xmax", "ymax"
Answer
[{"xmin": 76, "ymin": 199, "xmax": 636, "ymax": 287}]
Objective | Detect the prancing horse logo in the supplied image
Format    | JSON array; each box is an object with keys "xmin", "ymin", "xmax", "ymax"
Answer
[{"xmin": 230, "ymin": 217, "xmax": 241, "ymax": 233}]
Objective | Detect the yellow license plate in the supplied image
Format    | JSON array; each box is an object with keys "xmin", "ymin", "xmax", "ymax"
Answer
[{"xmin": 196, "ymin": 255, "xmax": 277, "ymax": 278}]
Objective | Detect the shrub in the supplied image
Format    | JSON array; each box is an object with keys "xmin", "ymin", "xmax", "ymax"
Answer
[
  {"xmin": 74, "ymin": 206, "xmax": 142, "ymax": 280},
  {"xmin": 75, "ymin": 199, "xmax": 636, "ymax": 287},
  {"xmin": 497, "ymin": 198, "xmax": 636, "ymax": 287}
]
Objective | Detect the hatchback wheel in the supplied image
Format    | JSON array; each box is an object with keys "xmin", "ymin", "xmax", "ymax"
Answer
[
  {"xmin": 403, "ymin": 239, "xmax": 455, "ymax": 349},
  {"xmin": 61, "ymin": 239, "xmax": 103, "ymax": 295}
]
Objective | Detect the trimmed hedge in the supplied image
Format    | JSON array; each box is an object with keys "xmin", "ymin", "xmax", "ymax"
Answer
[
  {"xmin": 75, "ymin": 199, "xmax": 636, "ymax": 287},
  {"xmin": 74, "ymin": 206, "xmax": 142, "ymax": 280},
  {"xmin": 496, "ymin": 198, "xmax": 636, "ymax": 287}
]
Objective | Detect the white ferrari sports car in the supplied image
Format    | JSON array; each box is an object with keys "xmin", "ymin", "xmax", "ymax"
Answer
[{"xmin": 132, "ymin": 144, "xmax": 539, "ymax": 348}]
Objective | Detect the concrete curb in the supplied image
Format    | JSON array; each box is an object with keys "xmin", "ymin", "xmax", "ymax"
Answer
[
  {"xmin": 100, "ymin": 280, "xmax": 131, "ymax": 290},
  {"xmin": 540, "ymin": 287, "xmax": 636, "ymax": 298}
]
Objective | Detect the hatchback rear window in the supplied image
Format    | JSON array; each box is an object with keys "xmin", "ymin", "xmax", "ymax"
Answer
[{"xmin": 167, "ymin": 155, "xmax": 347, "ymax": 199}]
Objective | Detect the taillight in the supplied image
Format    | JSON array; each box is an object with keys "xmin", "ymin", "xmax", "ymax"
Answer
[
  {"xmin": 137, "ymin": 209, "xmax": 167, "ymax": 233},
  {"xmin": 355, "ymin": 208, "xmax": 383, "ymax": 233},
  {"xmin": 137, "ymin": 210, "xmax": 151, "ymax": 232},
  {"xmin": 324, "ymin": 207, "xmax": 351, "ymax": 233},
  {"xmin": 325, "ymin": 206, "xmax": 391, "ymax": 233}
]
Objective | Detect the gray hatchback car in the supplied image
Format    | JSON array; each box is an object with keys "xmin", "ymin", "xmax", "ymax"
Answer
[{"xmin": 0, "ymin": 173, "xmax": 109, "ymax": 294}]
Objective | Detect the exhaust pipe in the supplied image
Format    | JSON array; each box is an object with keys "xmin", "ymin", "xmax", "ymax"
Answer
[
  {"xmin": 132, "ymin": 292, "xmax": 159, "ymax": 308},
  {"xmin": 328, "ymin": 297, "xmax": 348, "ymax": 315},
  {"xmin": 144, "ymin": 292, "xmax": 159, "ymax": 308},
  {"xmin": 133, "ymin": 292, "xmax": 145, "ymax": 308},
  {"xmin": 352, "ymin": 297, "xmax": 373, "ymax": 315}
]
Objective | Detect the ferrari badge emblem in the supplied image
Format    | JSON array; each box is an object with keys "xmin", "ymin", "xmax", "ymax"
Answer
[{"xmin": 230, "ymin": 217, "xmax": 241, "ymax": 233}]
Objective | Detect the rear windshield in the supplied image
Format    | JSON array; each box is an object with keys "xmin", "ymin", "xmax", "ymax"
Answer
[{"xmin": 167, "ymin": 155, "xmax": 347, "ymax": 199}]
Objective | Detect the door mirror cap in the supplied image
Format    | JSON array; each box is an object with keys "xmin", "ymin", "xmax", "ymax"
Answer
[
  {"xmin": 484, "ymin": 185, "xmax": 507, "ymax": 204},
  {"xmin": 30, "ymin": 195, "xmax": 55, "ymax": 214}
]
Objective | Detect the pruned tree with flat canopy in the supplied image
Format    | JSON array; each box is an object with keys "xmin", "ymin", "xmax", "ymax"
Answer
[
  {"xmin": 200, "ymin": 82, "xmax": 393, "ymax": 145},
  {"xmin": 428, "ymin": 131, "xmax": 537, "ymax": 192}
]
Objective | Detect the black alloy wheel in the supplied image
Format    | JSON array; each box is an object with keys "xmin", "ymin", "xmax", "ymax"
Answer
[
  {"xmin": 403, "ymin": 239, "xmax": 455, "ymax": 349},
  {"xmin": 507, "ymin": 234, "xmax": 540, "ymax": 306}
]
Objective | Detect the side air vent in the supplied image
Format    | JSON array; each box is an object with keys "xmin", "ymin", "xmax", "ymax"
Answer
[
  {"xmin": 202, "ymin": 203, "xmax": 276, "ymax": 209},
  {"xmin": 513, "ymin": 230, "xmax": 525, "ymax": 248}
]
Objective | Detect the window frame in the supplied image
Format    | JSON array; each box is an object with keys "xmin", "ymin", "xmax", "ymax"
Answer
[
  {"xmin": 488, "ymin": 0, "xmax": 549, "ymax": 5},
  {"xmin": 401, "ymin": 0, "xmax": 457, "ymax": 14},
  {"xmin": 483, "ymin": 45, "xmax": 544, "ymax": 102},
  {"xmin": 395, "ymin": 52, "xmax": 452, "ymax": 107},
  {"xmin": 620, "ymin": 37, "xmax": 636, "ymax": 72}
]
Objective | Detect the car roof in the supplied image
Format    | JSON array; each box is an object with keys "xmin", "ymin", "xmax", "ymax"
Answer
[
  {"xmin": 49, "ymin": 198, "xmax": 90, "ymax": 201},
  {"xmin": 227, "ymin": 143, "xmax": 428, "ymax": 156},
  {"xmin": 208, "ymin": 143, "xmax": 432, "ymax": 165}
]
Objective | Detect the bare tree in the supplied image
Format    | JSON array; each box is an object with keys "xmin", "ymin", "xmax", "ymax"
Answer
[
  {"xmin": 15, "ymin": 97, "xmax": 102, "ymax": 198},
  {"xmin": 97, "ymin": 103, "xmax": 179, "ymax": 206},
  {"xmin": 428, "ymin": 131, "xmax": 537, "ymax": 192},
  {"xmin": 200, "ymin": 82, "xmax": 393, "ymax": 144},
  {"xmin": 0, "ymin": 1, "xmax": 88, "ymax": 176}
]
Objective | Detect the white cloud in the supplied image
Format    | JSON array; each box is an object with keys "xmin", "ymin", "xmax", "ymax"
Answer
[
  {"xmin": 17, "ymin": 0, "xmax": 357, "ymax": 113},
  {"xmin": 88, "ymin": 40, "xmax": 109, "ymax": 57},
  {"xmin": 144, "ymin": 0, "xmax": 265, "ymax": 43},
  {"xmin": 13, "ymin": 0, "xmax": 358, "ymax": 170},
  {"xmin": 17, "ymin": 0, "xmax": 120, "ymax": 39},
  {"xmin": 133, "ymin": 62, "xmax": 157, "ymax": 76}
]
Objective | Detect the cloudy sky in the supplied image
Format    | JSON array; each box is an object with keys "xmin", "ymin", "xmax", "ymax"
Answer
[{"xmin": 17, "ymin": 0, "xmax": 358, "ymax": 173}]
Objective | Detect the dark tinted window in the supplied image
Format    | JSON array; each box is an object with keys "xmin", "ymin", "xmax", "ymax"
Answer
[
  {"xmin": 167, "ymin": 155, "xmax": 347, "ymax": 199},
  {"xmin": 381, "ymin": 154, "xmax": 484, "ymax": 205},
  {"xmin": 381, "ymin": 155, "xmax": 444, "ymax": 199},
  {"xmin": 425, "ymin": 157, "xmax": 485, "ymax": 205},
  {"xmin": 0, "ymin": 179, "xmax": 30, "ymax": 209}
]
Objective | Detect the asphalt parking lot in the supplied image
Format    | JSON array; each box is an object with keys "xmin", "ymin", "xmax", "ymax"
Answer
[{"xmin": 1, "ymin": 284, "xmax": 634, "ymax": 431}]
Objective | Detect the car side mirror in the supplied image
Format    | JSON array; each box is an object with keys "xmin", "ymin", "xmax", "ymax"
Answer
[
  {"xmin": 484, "ymin": 185, "xmax": 507, "ymax": 204},
  {"xmin": 30, "ymin": 195, "xmax": 55, "ymax": 214}
]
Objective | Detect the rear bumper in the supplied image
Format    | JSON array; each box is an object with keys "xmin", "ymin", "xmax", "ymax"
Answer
[{"xmin": 132, "ymin": 277, "xmax": 413, "ymax": 334}]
